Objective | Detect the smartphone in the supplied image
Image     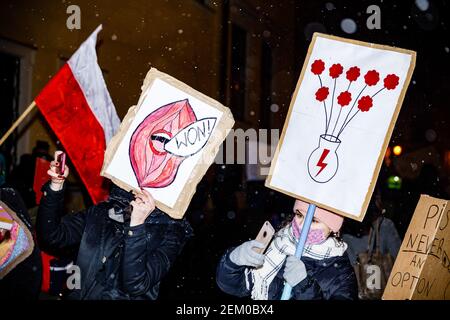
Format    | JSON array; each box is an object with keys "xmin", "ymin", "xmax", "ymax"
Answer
[
  {"xmin": 55, "ymin": 152, "xmax": 66, "ymax": 175},
  {"xmin": 253, "ymin": 221, "xmax": 275, "ymax": 254}
]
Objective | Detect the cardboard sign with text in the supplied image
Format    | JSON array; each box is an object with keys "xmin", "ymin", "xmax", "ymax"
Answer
[{"xmin": 383, "ymin": 195, "xmax": 450, "ymax": 300}]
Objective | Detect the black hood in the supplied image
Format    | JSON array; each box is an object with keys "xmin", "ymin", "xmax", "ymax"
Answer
[
  {"xmin": 106, "ymin": 184, "xmax": 192, "ymax": 231},
  {"xmin": 0, "ymin": 187, "xmax": 33, "ymax": 231},
  {"xmin": 108, "ymin": 184, "xmax": 134, "ymax": 203},
  {"xmin": 107, "ymin": 184, "xmax": 135, "ymax": 218}
]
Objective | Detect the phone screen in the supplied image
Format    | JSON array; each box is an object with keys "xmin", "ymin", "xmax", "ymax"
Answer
[
  {"xmin": 56, "ymin": 153, "xmax": 66, "ymax": 175},
  {"xmin": 254, "ymin": 221, "xmax": 275, "ymax": 254}
]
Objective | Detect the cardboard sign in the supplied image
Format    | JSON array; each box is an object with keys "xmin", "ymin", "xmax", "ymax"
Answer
[
  {"xmin": 383, "ymin": 195, "xmax": 450, "ymax": 300},
  {"xmin": 101, "ymin": 68, "xmax": 234, "ymax": 219},
  {"xmin": 0, "ymin": 200, "xmax": 34, "ymax": 279},
  {"xmin": 265, "ymin": 33, "xmax": 416, "ymax": 221}
]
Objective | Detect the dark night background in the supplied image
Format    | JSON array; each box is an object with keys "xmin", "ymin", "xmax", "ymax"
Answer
[{"xmin": 0, "ymin": 0, "xmax": 449, "ymax": 300}]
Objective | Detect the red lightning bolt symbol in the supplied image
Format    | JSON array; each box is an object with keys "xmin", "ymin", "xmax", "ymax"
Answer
[{"xmin": 315, "ymin": 149, "xmax": 330, "ymax": 177}]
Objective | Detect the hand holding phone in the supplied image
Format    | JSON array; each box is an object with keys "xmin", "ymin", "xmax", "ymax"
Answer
[
  {"xmin": 55, "ymin": 151, "xmax": 66, "ymax": 175},
  {"xmin": 253, "ymin": 221, "xmax": 275, "ymax": 254},
  {"xmin": 47, "ymin": 151, "xmax": 69, "ymax": 191}
]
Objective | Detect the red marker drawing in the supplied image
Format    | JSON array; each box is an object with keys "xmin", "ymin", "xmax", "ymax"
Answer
[{"xmin": 315, "ymin": 148, "xmax": 330, "ymax": 177}]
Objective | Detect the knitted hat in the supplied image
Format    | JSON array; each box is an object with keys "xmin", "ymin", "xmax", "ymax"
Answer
[{"xmin": 293, "ymin": 200, "xmax": 344, "ymax": 232}]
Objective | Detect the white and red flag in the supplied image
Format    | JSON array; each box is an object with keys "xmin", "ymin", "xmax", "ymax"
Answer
[{"xmin": 35, "ymin": 25, "xmax": 120, "ymax": 203}]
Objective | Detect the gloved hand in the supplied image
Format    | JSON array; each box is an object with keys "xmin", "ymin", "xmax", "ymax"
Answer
[
  {"xmin": 229, "ymin": 240, "xmax": 266, "ymax": 267},
  {"xmin": 283, "ymin": 255, "xmax": 307, "ymax": 287}
]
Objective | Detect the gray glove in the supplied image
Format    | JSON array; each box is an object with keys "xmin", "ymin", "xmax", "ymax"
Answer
[
  {"xmin": 283, "ymin": 255, "xmax": 307, "ymax": 287},
  {"xmin": 229, "ymin": 240, "xmax": 266, "ymax": 267}
]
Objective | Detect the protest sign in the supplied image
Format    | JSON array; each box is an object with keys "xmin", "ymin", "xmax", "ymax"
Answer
[
  {"xmin": 102, "ymin": 68, "xmax": 234, "ymax": 219},
  {"xmin": 383, "ymin": 195, "xmax": 450, "ymax": 300},
  {"xmin": 266, "ymin": 33, "xmax": 416, "ymax": 221}
]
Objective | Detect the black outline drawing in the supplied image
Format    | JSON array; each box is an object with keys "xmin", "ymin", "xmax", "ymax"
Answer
[
  {"xmin": 307, "ymin": 134, "xmax": 341, "ymax": 183},
  {"xmin": 307, "ymin": 59, "xmax": 400, "ymax": 183}
]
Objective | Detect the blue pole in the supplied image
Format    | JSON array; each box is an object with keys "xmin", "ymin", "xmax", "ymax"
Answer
[{"xmin": 280, "ymin": 203, "xmax": 316, "ymax": 300}]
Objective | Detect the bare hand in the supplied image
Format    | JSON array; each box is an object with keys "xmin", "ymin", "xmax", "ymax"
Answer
[
  {"xmin": 48, "ymin": 151, "xmax": 69, "ymax": 191},
  {"xmin": 130, "ymin": 188, "xmax": 155, "ymax": 227}
]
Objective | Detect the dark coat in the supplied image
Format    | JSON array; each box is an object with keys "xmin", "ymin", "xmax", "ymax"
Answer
[
  {"xmin": 36, "ymin": 182, "xmax": 193, "ymax": 300},
  {"xmin": 216, "ymin": 248, "xmax": 358, "ymax": 300},
  {"xmin": 0, "ymin": 187, "xmax": 42, "ymax": 300}
]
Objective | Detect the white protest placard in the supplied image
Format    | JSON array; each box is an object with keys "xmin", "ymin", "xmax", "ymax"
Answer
[
  {"xmin": 102, "ymin": 68, "xmax": 234, "ymax": 219},
  {"xmin": 266, "ymin": 33, "xmax": 416, "ymax": 221}
]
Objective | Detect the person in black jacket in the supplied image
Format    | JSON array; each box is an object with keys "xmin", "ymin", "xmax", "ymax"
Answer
[
  {"xmin": 0, "ymin": 187, "xmax": 42, "ymax": 299},
  {"xmin": 36, "ymin": 154, "xmax": 193, "ymax": 300},
  {"xmin": 216, "ymin": 199, "xmax": 357, "ymax": 300}
]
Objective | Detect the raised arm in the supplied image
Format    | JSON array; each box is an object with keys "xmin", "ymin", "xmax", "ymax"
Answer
[
  {"xmin": 36, "ymin": 154, "xmax": 86, "ymax": 255},
  {"xmin": 216, "ymin": 240, "xmax": 266, "ymax": 298}
]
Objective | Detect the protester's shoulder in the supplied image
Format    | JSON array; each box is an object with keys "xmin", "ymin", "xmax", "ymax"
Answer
[
  {"xmin": 146, "ymin": 209, "xmax": 193, "ymax": 235},
  {"xmin": 0, "ymin": 186, "xmax": 32, "ymax": 226},
  {"xmin": 323, "ymin": 253, "xmax": 353, "ymax": 267},
  {"xmin": 309, "ymin": 251, "xmax": 354, "ymax": 275},
  {"xmin": 319, "ymin": 255, "xmax": 355, "ymax": 289},
  {"xmin": 0, "ymin": 186, "xmax": 20, "ymax": 204},
  {"xmin": 78, "ymin": 200, "xmax": 111, "ymax": 221}
]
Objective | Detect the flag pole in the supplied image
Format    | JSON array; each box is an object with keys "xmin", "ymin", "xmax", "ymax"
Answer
[
  {"xmin": 0, "ymin": 101, "xmax": 36, "ymax": 147},
  {"xmin": 280, "ymin": 203, "xmax": 316, "ymax": 300}
]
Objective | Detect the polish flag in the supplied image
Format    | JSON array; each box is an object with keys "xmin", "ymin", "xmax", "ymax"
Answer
[{"xmin": 35, "ymin": 25, "xmax": 120, "ymax": 204}]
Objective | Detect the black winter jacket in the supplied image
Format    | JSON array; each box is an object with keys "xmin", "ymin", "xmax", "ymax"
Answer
[
  {"xmin": 216, "ymin": 248, "xmax": 357, "ymax": 300},
  {"xmin": 36, "ymin": 182, "xmax": 193, "ymax": 300},
  {"xmin": 0, "ymin": 187, "xmax": 42, "ymax": 299}
]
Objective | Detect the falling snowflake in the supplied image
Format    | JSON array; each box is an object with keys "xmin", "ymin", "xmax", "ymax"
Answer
[{"xmin": 270, "ymin": 104, "xmax": 279, "ymax": 113}]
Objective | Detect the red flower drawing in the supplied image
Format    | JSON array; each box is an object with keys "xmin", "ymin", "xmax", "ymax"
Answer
[
  {"xmin": 337, "ymin": 91, "xmax": 352, "ymax": 107},
  {"xmin": 384, "ymin": 74, "xmax": 399, "ymax": 90},
  {"xmin": 364, "ymin": 70, "xmax": 380, "ymax": 86},
  {"xmin": 346, "ymin": 66, "xmax": 360, "ymax": 82},
  {"xmin": 311, "ymin": 59, "xmax": 325, "ymax": 75},
  {"xmin": 310, "ymin": 60, "xmax": 400, "ymax": 140},
  {"xmin": 357, "ymin": 96, "xmax": 373, "ymax": 112},
  {"xmin": 315, "ymin": 87, "xmax": 329, "ymax": 102},
  {"xmin": 329, "ymin": 63, "xmax": 343, "ymax": 78}
]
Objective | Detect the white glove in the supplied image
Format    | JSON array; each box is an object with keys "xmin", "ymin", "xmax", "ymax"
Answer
[
  {"xmin": 283, "ymin": 255, "xmax": 307, "ymax": 287},
  {"xmin": 229, "ymin": 240, "xmax": 265, "ymax": 267}
]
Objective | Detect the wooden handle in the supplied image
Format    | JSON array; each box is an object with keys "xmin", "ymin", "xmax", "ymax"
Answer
[{"xmin": 0, "ymin": 101, "xmax": 36, "ymax": 147}]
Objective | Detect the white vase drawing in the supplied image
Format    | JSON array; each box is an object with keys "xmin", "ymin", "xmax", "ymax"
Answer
[{"xmin": 307, "ymin": 134, "xmax": 341, "ymax": 183}]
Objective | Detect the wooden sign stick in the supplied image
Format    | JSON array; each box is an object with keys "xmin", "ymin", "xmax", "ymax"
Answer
[{"xmin": 280, "ymin": 203, "xmax": 316, "ymax": 300}]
